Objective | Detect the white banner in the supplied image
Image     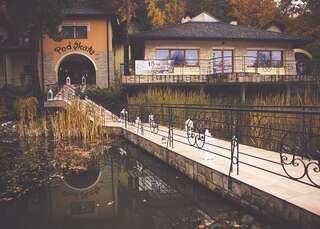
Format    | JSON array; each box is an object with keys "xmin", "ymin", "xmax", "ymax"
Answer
[{"xmin": 135, "ymin": 60, "xmax": 174, "ymax": 75}]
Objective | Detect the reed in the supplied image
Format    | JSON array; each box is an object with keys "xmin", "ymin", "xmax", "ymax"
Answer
[
  {"xmin": 49, "ymin": 100, "xmax": 108, "ymax": 143},
  {"xmin": 128, "ymin": 87, "xmax": 320, "ymax": 106},
  {"xmin": 17, "ymin": 97, "xmax": 108, "ymax": 144},
  {"xmin": 17, "ymin": 97, "xmax": 41, "ymax": 138}
]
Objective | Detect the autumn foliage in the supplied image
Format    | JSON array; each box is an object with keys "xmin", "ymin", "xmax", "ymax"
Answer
[{"xmin": 228, "ymin": 0, "xmax": 279, "ymax": 27}]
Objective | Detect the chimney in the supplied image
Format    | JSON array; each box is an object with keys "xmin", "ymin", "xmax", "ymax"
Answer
[
  {"xmin": 181, "ymin": 11, "xmax": 192, "ymax": 24},
  {"xmin": 230, "ymin": 21, "xmax": 238, "ymax": 26},
  {"xmin": 181, "ymin": 16, "xmax": 191, "ymax": 23}
]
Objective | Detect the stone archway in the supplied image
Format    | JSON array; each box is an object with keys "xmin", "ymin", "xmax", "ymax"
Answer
[{"xmin": 57, "ymin": 53, "xmax": 96, "ymax": 86}]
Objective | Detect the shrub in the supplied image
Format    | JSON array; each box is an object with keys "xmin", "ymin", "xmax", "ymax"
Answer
[{"xmin": 85, "ymin": 86, "xmax": 127, "ymax": 114}]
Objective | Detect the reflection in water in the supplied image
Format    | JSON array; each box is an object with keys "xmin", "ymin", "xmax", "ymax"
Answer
[{"xmin": 0, "ymin": 138, "xmax": 288, "ymax": 229}]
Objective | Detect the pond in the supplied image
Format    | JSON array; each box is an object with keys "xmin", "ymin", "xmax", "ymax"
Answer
[{"xmin": 0, "ymin": 138, "xmax": 289, "ymax": 229}]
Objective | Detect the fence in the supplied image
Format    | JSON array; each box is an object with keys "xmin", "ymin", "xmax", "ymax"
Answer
[
  {"xmin": 120, "ymin": 104, "xmax": 320, "ymax": 188},
  {"xmin": 121, "ymin": 58, "xmax": 320, "ymax": 85}
]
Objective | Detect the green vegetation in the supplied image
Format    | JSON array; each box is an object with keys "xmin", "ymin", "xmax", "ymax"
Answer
[{"xmin": 85, "ymin": 86, "xmax": 127, "ymax": 114}]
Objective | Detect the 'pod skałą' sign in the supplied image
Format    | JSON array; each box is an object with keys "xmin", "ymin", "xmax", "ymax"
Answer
[{"xmin": 54, "ymin": 41, "xmax": 95, "ymax": 55}]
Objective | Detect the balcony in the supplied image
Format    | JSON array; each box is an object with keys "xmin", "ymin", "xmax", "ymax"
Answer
[{"xmin": 121, "ymin": 57, "xmax": 320, "ymax": 86}]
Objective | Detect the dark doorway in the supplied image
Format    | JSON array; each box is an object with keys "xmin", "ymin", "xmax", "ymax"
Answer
[
  {"xmin": 295, "ymin": 53, "xmax": 312, "ymax": 75},
  {"xmin": 58, "ymin": 54, "xmax": 96, "ymax": 85}
]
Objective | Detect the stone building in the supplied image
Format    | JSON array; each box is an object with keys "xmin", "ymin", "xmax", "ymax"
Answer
[{"xmin": 0, "ymin": 6, "xmax": 124, "ymax": 91}]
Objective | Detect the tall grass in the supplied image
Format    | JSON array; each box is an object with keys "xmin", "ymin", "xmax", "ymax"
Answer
[
  {"xmin": 129, "ymin": 88, "xmax": 217, "ymax": 105},
  {"xmin": 128, "ymin": 87, "xmax": 319, "ymax": 106},
  {"xmin": 17, "ymin": 97, "xmax": 42, "ymax": 138},
  {"xmin": 17, "ymin": 97, "xmax": 108, "ymax": 144}
]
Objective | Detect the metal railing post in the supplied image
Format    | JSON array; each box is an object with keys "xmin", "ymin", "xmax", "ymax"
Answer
[{"xmin": 167, "ymin": 107, "xmax": 174, "ymax": 148}]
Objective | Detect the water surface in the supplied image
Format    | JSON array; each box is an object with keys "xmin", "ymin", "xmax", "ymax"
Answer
[{"xmin": 0, "ymin": 138, "xmax": 289, "ymax": 229}]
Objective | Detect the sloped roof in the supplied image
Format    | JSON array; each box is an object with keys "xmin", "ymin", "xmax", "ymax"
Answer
[{"xmin": 130, "ymin": 21, "xmax": 310, "ymax": 44}]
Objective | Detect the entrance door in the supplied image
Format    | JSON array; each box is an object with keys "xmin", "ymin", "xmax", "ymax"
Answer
[{"xmin": 58, "ymin": 54, "xmax": 96, "ymax": 85}]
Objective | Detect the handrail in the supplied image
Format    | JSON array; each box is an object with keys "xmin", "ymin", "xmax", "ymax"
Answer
[
  {"xmin": 122, "ymin": 103, "xmax": 320, "ymax": 188},
  {"xmin": 120, "ymin": 58, "xmax": 320, "ymax": 85},
  {"xmin": 127, "ymin": 103, "xmax": 320, "ymax": 115}
]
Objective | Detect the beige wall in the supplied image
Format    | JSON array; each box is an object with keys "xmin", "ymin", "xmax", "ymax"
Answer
[
  {"xmin": 144, "ymin": 40, "xmax": 297, "ymax": 75},
  {"xmin": 42, "ymin": 19, "xmax": 115, "ymax": 89}
]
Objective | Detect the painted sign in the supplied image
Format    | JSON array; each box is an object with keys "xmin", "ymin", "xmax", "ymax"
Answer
[
  {"xmin": 135, "ymin": 60, "xmax": 174, "ymax": 75},
  {"xmin": 54, "ymin": 41, "xmax": 95, "ymax": 55}
]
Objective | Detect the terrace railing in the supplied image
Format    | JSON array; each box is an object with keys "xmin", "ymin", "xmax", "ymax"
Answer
[
  {"xmin": 121, "ymin": 58, "xmax": 320, "ymax": 85},
  {"xmin": 120, "ymin": 104, "xmax": 320, "ymax": 188}
]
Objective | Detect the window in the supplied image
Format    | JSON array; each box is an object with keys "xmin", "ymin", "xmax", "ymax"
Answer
[
  {"xmin": 246, "ymin": 50, "xmax": 283, "ymax": 67},
  {"xmin": 62, "ymin": 26, "xmax": 74, "ymax": 39},
  {"xmin": 272, "ymin": 51, "xmax": 283, "ymax": 67},
  {"xmin": 75, "ymin": 26, "xmax": 88, "ymax": 39},
  {"xmin": 258, "ymin": 51, "xmax": 271, "ymax": 67},
  {"xmin": 185, "ymin": 50, "xmax": 199, "ymax": 66},
  {"xmin": 246, "ymin": 51, "xmax": 258, "ymax": 67},
  {"xmin": 155, "ymin": 49, "xmax": 199, "ymax": 66},
  {"xmin": 171, "ymin": 50, "xmax": 185, "ymax": 66},
  {"xmin": 213, "ymin": 50, "xmax": 233, "ymax": 73},
  {"xmin": 156, "ymin": 49, "xmax": 169, "ymax": 60},
  {"xmin": 62, "ymin": 25, "xmax": 88, "ymax": 39}
]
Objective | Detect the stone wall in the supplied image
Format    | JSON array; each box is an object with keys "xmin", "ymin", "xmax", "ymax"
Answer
[{"xmin": 43, "ymin": 50, "xmax": 115, "ymax": 89}]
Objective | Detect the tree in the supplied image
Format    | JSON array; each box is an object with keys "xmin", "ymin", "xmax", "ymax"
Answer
[
  {"xmin": 286, "ymin": 0, "xmax": 320, "ymax": 57},
  {"xmin": 145, "ymin": 0, "xmax": 166, "ymax": 26},
  {"xmin": 187, "ymin": 0, "xmax": 231, "ymax": 21},
  {"xmin": 164, "ymin": 0, "xmax": 187, "ymax": 24},
  {"xmin": 228, "ymin": 0, "xmax": 279, "ymax": 27},
  {"xmin": 6, "ymin": 0, "xmax": 66, "ymax": 101}
]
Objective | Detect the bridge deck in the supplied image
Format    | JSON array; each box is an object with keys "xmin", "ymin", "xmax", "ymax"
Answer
[{"xmin": 106, "ymin": 120, "xmax": 320, "ymax": 218}]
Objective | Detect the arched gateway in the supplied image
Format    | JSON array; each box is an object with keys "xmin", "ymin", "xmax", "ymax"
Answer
[{"xmin": 57, "ymin": 53, "xmax": 96, "ymax": 86}]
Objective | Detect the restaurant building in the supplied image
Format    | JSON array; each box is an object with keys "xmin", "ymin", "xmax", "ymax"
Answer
[
  {"xmin": 0, "ymin": 6, "xmax": 124, "ymax": 91},
  {"xmin": 125, "ymin": 12, "xmax": 312, "ymax": 86},
  {"xmin": 41, "ymin": 8, "xmax": 124, "ymax": 90}
]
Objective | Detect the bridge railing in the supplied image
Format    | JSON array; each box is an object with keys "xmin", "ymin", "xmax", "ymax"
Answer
[{"xmin": 122, "ymin": 104, "xmax": 320, "ymax": 188}]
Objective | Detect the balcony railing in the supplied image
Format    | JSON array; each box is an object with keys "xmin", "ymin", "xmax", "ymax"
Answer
[{"xmin": 121, "ymin": 57, "xmax": 320, "ymax": 85}]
